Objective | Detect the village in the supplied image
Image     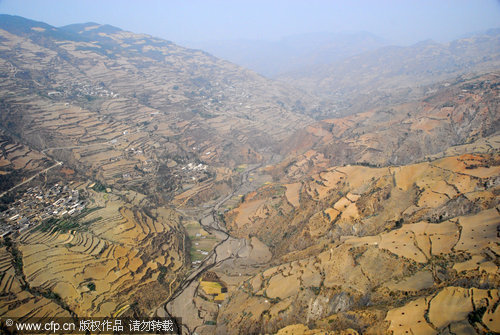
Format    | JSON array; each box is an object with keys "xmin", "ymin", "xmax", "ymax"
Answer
[
  {"xmin": 46, "ymin": 81, "xmax": 119, "ymax": 101},
  {"xmin": 0, "ymin": 182, "xmax": 88, "ymax": 237}
]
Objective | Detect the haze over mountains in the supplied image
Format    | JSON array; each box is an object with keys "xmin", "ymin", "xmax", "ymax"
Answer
[
  {"xmin": 189, "ymin": 27, "xmax": 500, "ymax": 120},
  {"xmin": 186, "ymin": 31, "xmax": 388, "ymax": 77},
  {"xmin": 186, "ymin": 28, "xmax": 500, "ymax": 81},
  {"xmin": 279, "ymin": 29, "xmax": 500, "ymax": 115},
  {"xmin": 0, "ymin": 14, "xmax": 498, "ymax": 335}
]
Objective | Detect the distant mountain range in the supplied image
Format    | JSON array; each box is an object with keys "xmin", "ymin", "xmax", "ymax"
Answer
[
  {"xmin": 183, "ymin": 28, "xmax": 500, "ymax": 120},
  {"xmin": 186, "ymin": 31, "xmax": 388, "ymax": 77},
  {"xmin": 277, "ymin": 29, "xmax": 500, "ymax": 118},
  {"xmin": 280, "ymin": 29, "xmax": 500, "ymax": 90}
]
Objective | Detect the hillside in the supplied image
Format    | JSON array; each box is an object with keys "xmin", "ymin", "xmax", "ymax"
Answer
[
  {"xmin": 219, "ymin": 154, "xmax": 499, "ymax": 334},
  {"xmin": 0, "ymin": 14, "xmax": 498, "ymax": 335},
  {"xmin": 278, "ymin": 73, "xmax": 500, "ymax": 168},
  {"xmin": 215, "ymin": 76, "xmax": 500, "ymax": 334},
  {"xmin": 160, "ymin": 73, "xmax": 499, "ymax": 334},
  {"xmin": 0, "ymin": 14, "xmax": 318, "ymax": 199},
  {"xmin": 0, "ymin": 14, "xmax": 314, "ymax": 321},
  {"xmin": 278, "ymin": 30, "xmax": 500, "ymax": 118}
]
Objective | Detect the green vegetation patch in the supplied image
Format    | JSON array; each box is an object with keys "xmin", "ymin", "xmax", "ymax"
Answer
[
  {"xmin": 91, "ymin": 181, "xmax": 108, "ymax": 193},
  {"xmin": 184, "ymin": 221, "xmax": 217, "ymax": 263},
  {"xmin": 467, "ymin": 306, "xmax": 486, "ymax": 324},
  {"xmin": 234, "ymin": 165, "xmax": 246, "ymax": 173},
  {"xmin": 157, "ymin": 265, "xmax": 168, "ymax": 284},
  {"xmin": 35, "ymin": 207, "xmax": 102, "ymax": 233}
]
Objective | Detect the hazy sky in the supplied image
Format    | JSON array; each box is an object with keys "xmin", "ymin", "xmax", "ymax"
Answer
[{"xmin": 0, "ymin": 0, "xmax": 499, "ymax": 45}]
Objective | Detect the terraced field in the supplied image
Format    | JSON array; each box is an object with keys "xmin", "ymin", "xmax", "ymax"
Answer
[
  {"xmin": 0, "ymin": 132, "xmax": 53, "ymax": 194},
  {"xmin": 1, "ymin": 191, "xmax": 186, "ymax": 318},
  {"xmin": 218, "ymin": 153, "xmax": 500, "ymax": 333},
  {"xmin": 0, "ymin": 15, "xmax": 499, "ymax": 335},
  {"xmin": 0, "ymin": 19, "xmax": 316, "ymax": 201},
  {"xmin": 0, "ymin": 246, "xmax": 72, "ymax": 319},
  {"xmin": 386, "ymin": 287, "xmax": 499, "ymax": 334},
  {"xmin": 280, "ymin": 73, "xmax": 500, "ymax": 169}
]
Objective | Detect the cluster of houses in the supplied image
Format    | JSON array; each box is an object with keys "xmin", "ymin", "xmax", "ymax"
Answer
[
  {"xmin": 73, "ymin": 83, "xmax": 118, "ymax": 98},
  {"xmin": 181, "ymin": 162, "xmax": 210, "ymax": 183},
  {"xmin": 47, "ymin": 82, "xmax": 119, "ymax": 100},
  {"xmin": 0, "ymin": 183, "xmax": 87, "ymax": 237}
]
